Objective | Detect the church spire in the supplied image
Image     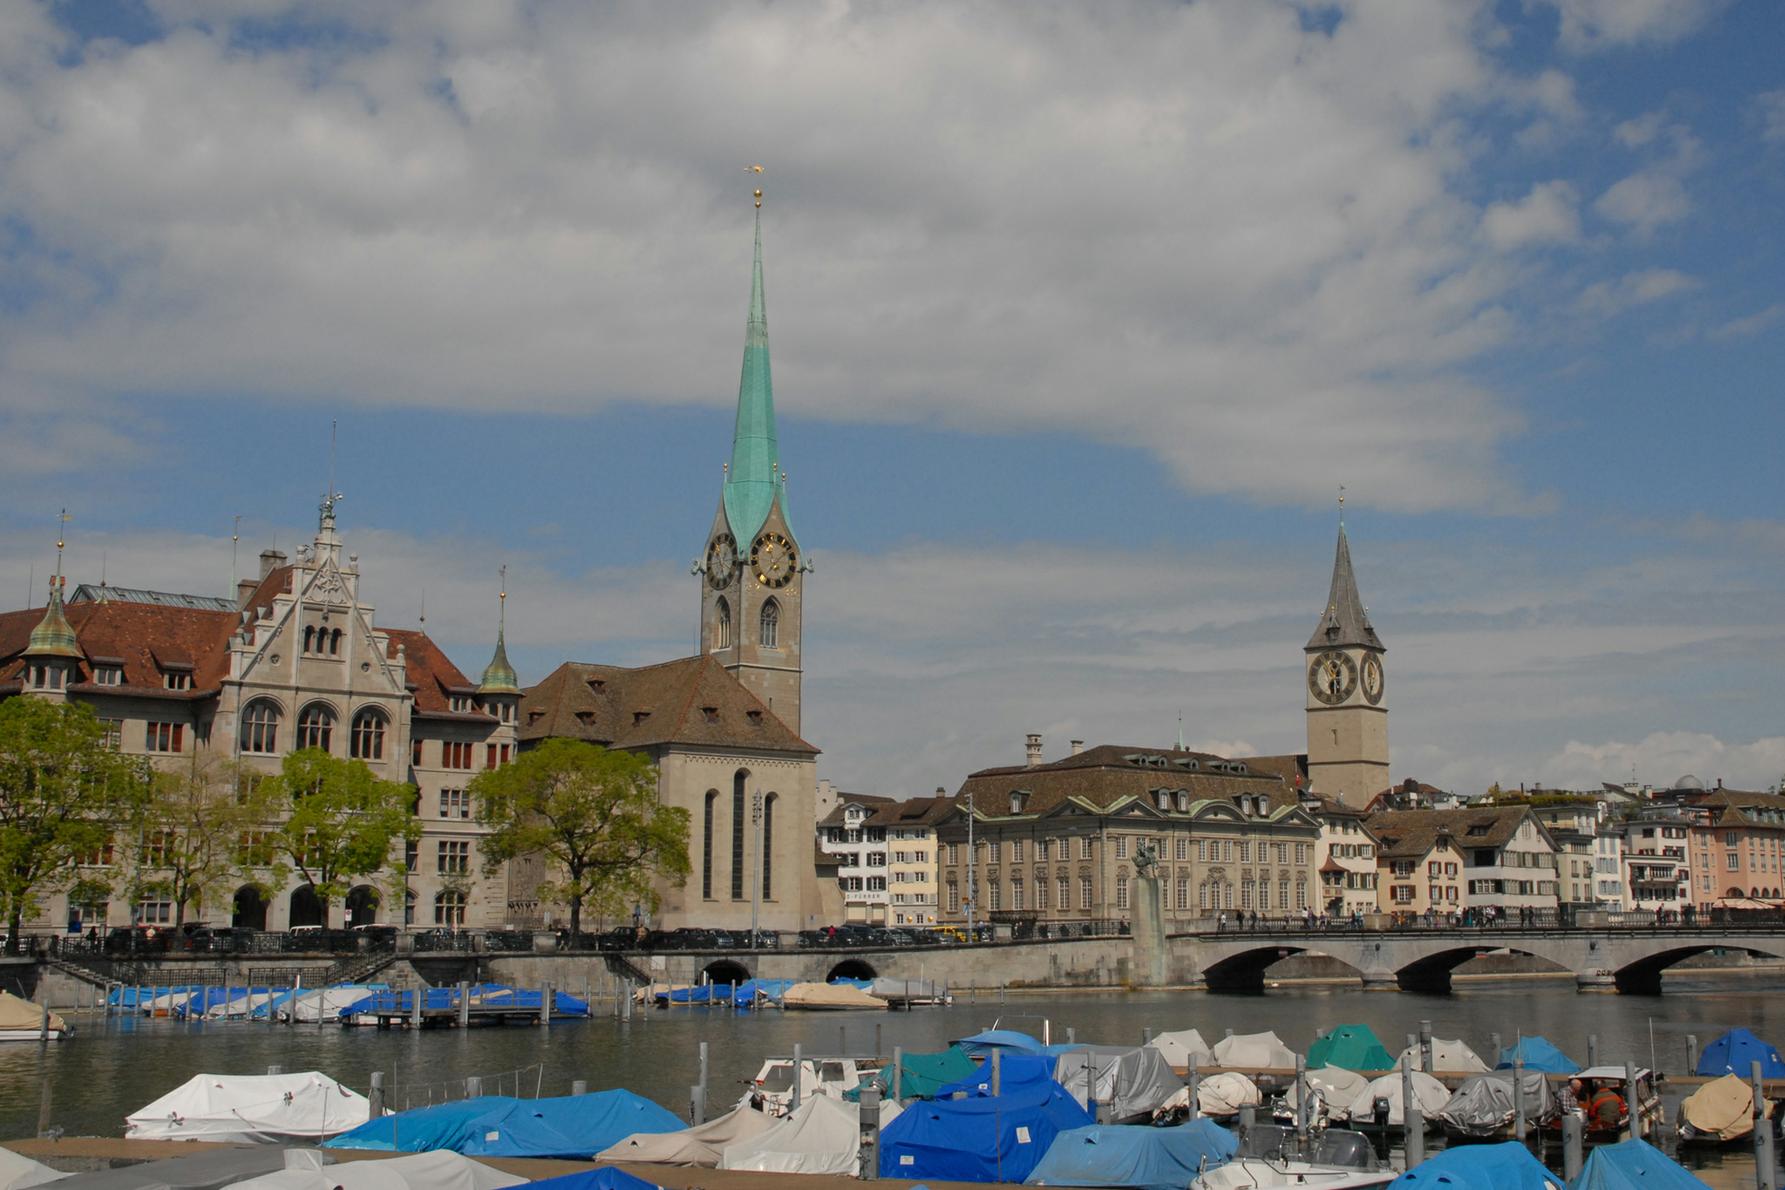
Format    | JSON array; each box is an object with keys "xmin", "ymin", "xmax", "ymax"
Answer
[
  {"xmin": 478, "ymin": 567, "xmax": 519, "ymax": 694},
  {"xmin": 721, "ymin": 189, "xmax": 785, "ymax": 545},
  {"xmin": 27, "ymin": 513, "xmax": 79, "ymax": 658},
  {"xmin": 1307, "ymin": 522, "xmax": 1383, "ymax": 651}
]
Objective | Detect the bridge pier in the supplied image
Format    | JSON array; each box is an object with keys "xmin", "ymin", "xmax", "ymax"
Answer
[
  {"xmin": 1359, "ymin": 969, "xmax": 1400, "ymax": 992},
  {"xmin": 1574, "ymin": 968, "xmax": 1617, "ymax": 993}
]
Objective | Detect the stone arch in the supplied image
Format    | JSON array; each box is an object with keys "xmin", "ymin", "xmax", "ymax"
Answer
[
  {"xmin": 827, "ymin": 958, "xmax": 877, "ymax": 982},
  {"xmin": 345, "ymin": 884, "xmax": 380, "ymax": 928},
  {"xmin": 704, "ymin": 959, "xmax": 752, "ymax": 985},
  {"xmin": 1611, "ymin": 942, "xmax": 1785, "ymax": 996},
  {"xmin": 1392, "ymin": 945, "xmax": 1567, "ymax": 994},
  {"xmin": 232, "ymin": 885, "xmax": 268, "ymax": 930},
  {"xmin": 288, "ymin": 884, "xmax": 324, "ymax": 929},
  {"xmin": 1197, "ymin": 944, "xmax": 1356, "ymax": 994}
]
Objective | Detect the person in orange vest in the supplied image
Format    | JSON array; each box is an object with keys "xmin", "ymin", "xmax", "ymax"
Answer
[{"xmin": 1588, "ymin": 1081, "xmax": 1626, "ymax": 1132}]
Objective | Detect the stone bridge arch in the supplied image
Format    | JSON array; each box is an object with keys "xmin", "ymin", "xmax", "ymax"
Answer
[
  {"xmin": 827, "ymin": 958, "xmax": 878, "ymax": 982},
  {"xmin": 1607, "ymin": 941, "xmax": 1785, "ymax": 995},
  {"xmin": 1388, "ymin": 943, "xmax": 1569, "ymax": 994},
  {"xmin": 703, "ymin": 959, "xmax": 752, "ymax": 985},
  {"xmin": 1198, "ymin": 944, "xmax": 1362, "ymax": 994}
]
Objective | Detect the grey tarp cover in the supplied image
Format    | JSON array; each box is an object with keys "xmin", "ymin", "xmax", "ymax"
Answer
[
  {"xmin": 1396, "ymin": 1038, "xmax": 1490, "ymax": 1074},
  {"xmin": 597, "ymin": 1104, "xmax": 777, "ymax": 1167},
  {"xmin": 1281, "ymin": 1067, "xmax": 1371, "ymax": 1125},
  {"xmin": 866, "ymin": 978, "xmax": 947, "ymax": 1003},
  {"xmin": 1340, "ymin": 1071, "xmax": 1450, "ymax": 1127},
  {"xmin": 1052, "ymin": 1046, "xmax": 1184, "ymax": 1122},
  {"xmin": 0, "ymin": 1148, "xmax": 66, "ymax": 1190},
  {"xmin": 230, "ymin": 1151, "xmax": 523, "ymax": 1190},
  {"xmin": 49, "ymin": 1148, "xmax": 319, "ymax": 1190},
  {"xmin": 1679, "ymin": 1074, "xmax": 1765, "ymax": 1142},
  {"xmin": 1148, "ymin": 1030, "xmax": 1212, "ymax": 1069},
  {"xmin": 1437, "ymin": 1071, "xmax": 1555, "ymax": 1137}
]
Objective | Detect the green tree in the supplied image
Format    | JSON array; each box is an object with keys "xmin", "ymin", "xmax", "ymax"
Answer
[
  {"xmin": 471, "ymin": 739, "xmax": 690, "ymax": 937},
  {"xmin": 132, "ymin": 753, "xmax": 284, "ymax": 928},
  {"xmin": 0, "ymin": 699, "xmax": 145, "ymax": 951},
  {"xmin": 267, "ymin": 749, "xmax": 420, "ymax": 917}
]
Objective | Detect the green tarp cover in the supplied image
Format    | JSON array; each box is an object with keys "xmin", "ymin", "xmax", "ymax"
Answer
[
  {"xmin": 1307, "ymin": 1024, "xmax": 1395, "ymax": 1072},
  {"xmin": 857, "ymin": 1046, "xmax": 979, "ymax": 1100}
]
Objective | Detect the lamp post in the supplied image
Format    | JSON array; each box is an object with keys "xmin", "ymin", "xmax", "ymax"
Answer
[{"xmin": 751, "ymin": 789, "xmax": 764, "ymax": 948}]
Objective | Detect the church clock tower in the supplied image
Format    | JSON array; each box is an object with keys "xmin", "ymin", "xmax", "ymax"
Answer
[
  {"xmin": 695, "ymin": 188, "xmax": 806, "ymax": 735},
  {"xmin": 1305, "ymin": 519, "xmax": 1388, "ymax": 808}
]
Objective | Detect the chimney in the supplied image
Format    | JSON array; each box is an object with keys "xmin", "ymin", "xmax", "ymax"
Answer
[
  {"xmin": 236, "ymin": 577, "xmax": 259, "ymax": 609},
  {"xmin": 1025, "ymin": 733, "xmax": 1043, "ymax": 768},
  {"xmin": 259, "ymin": 549, "xmax": 287, "ymax": 580},
  {"xmin": 1070, "ymin": 739, "xmax": 1084, "ymax": 756},
  {"xmin": 1716, "ymin": 777, "xmax": 1723, "ymax": 789}
]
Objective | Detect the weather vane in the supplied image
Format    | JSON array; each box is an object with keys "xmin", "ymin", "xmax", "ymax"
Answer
[{"xmin": 745, "ymin": 163, "xmax": 764, "ymax": 207}]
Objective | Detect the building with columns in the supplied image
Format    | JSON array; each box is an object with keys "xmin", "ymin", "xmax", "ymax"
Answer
[{"xmin": 0, "ymin": 502, "xmax": 519, "ymax": 933}]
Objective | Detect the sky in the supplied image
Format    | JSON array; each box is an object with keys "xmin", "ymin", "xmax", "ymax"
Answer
[{"xmin": 0, "ymin": 0, "xmax": 1780, "ymax": 798}]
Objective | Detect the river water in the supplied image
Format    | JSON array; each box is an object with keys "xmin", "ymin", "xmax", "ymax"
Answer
[{"xmin": 5, "ymin": 975, "xmax": 1780, "ymax": 1186}]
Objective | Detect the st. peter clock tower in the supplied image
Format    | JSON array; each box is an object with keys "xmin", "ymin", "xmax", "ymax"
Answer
[
  {"xmin": 695, "ymin": 189, "xmax": 806, "ymax": 736},
  {"xmin": 1305, "ymin": 519, "xmax": 1388, "ymax": 808}
]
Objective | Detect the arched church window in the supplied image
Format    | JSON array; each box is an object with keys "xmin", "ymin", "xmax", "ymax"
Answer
[
  {"xmin": 302, "ymin": 626, "xmax": 317, "ymax": 653},
  {"xmin": 715, "ymin": 597, "xmax": 732, "ymax": 649},
  {"xmin": 241, "ymin": 699, "xmax": 282, "ymax": 754},
  {"xmin": 328, "ymin": 628, "xmax": 343, "ymax": 655},
  {"xmin": 702, "ymin": 790, "xmax": 718, "ymax": 899},
  {"xmin": 296, "ymin": 703, "xmax": 336, "ymax": 752},
  {"xmin": 759, "ymin": 599, "xmax": 780, "ymax": 648},
  {"xmin": 350, "ymin": 708, "xmax": 387, "ymax": 760},
  {"xmin": 731, "ymin": 771, "xmax": 748, "ymax": 900},
  {"xmin": 761, "ymin": 792, "xmax": 777, "ymax": 900}
]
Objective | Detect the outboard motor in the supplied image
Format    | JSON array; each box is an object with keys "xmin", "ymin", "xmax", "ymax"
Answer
[{"xmin": 1372, "ymin": 1096, "xmax": 1392, "ymax": 1160}]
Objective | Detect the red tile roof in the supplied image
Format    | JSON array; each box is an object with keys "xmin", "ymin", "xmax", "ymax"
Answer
[{"xmin": 384, "ymin": 628, "xmax": 484, "ymax": 716}]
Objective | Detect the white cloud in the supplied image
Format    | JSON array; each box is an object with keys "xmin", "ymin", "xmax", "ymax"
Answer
[
  {"xmin": 1481, "ymin": 181, "xmax": 1580, "ymax": 249},
  {"xmin": 1540, "ymin": 732, "xmax": 1785, "ymax": 793},
  {"xmin": 1575, "ymin": 268, "xmax": 1697, "ymax": 317},
  {"xmin": 1709, "ymin": 304, "xmax": 1785, "ymax": 342},
  {"xmin": 1758, "ymin": 90, "xmax": 1785, "ymax": 143},
  {"xmin": 1594, "ymin": 172, "xmax": 1691, "ymax": 235},
  {"xmin": 0, "ymin": 2, "xmax": 1621, "ymax": 514},
  {"xmin": 1532, "ymin": 0, "xmax": 1729, "ymax": 51}
]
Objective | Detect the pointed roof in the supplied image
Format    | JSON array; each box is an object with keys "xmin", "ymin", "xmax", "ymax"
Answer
[
  {"xmin": 721, "ymin": 206, "xmax": 787, "ymax": 545},
  {"xmin": 25, "ymin": 578, "xmax": 80, "ymax": 658},
  {"xmin": 1307, "ymin": 524, "xmax": 1383, "ymax": 651},
  {"xmin": 478, "ymin": 593, "xmax": 519, "ymax": 695}
]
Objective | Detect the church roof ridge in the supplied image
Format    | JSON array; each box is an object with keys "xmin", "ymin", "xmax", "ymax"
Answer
[{"xmin": 1307, "ymin": 523, "xmax": 1383, "ymax": 651}]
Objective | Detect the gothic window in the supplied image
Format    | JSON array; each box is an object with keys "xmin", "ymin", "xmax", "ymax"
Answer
[
  {"xmin": 296, "ymin": 703, "xmax": 336, "ymax": 751},
  {"xmin": 759, "ymin": 599, "xmax": 780, "ymax": 648},
  {"xmin": 731, "ymin": 770, "xmax": 748, "ymax": 900},
  {"xmin": 328, "ymin": 628, "xmax": 343, "ymax": 655},
  {"xmin": 703, "ymin": 790, "xmax": 718, "ymax": 899},
  {"xmin": 241, "ymin": 699, "xmax": 281, "ymax": 754},
  {"xmin": 303, "ymin": 626, "xmax": 317, "ymax": 653},
  {"xmin": 350, "ymin": 708, "xmax": 387, "ymax": 760},
  {"xmin": 762, "ymin": 792, "xmax": 777, "ymax": 900},
  {"xmin": 715, "ymin": 597, "xmax": 732, "ymax": 649}
]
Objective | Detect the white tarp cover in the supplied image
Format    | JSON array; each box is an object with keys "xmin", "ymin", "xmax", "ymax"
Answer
[
  {"xmin": 781, "ymin": 983, "xmax": 886, "ymax": 1011},
  {"xmin": 125, "ymin": 1072, "xmax": 374, "ymax": 1143},
  {"xmin": 284, "ymin": 988, "xmax": 382, "ymax": 1024},
  {"xmin": 1340, "ymin": 1071, "xmax": 1450, "ymax": 1127},
  {"xmin": 719, "ymin": 1093, "xmax": 900, "ymax": 1175},
  {"xmin": 1680, "ymin": 1074, "xmax": 1765, "ymax": 1142},
  {"xmin": 0, "ymin": 992, "xmax": 66, "ymax": 1036},
  {"xmin": 1281, "ymin": 1066, "xmax": 1371, "ymax": 1124},
  {"xmin": 1052, "ymin": 1046, "xmax": 1184, "ymax": 1122},
  {"xmin": 1148, "ymin": 1030, "xmax": 1213, "ymax": 1069},
  {"xmin": 598, "ymin": 1104, "xmax": 777, "ymax": 1167},
  {"xmin": 204, "ymin": 991, "xmax": 292, "ymax": 1021},
  {"xmin": 1211, "ymin": 1032, "xmax": 1297, "ymax": 1070},
  {"xmin": 0, "ymin": 1146, "xmax": 66, "ymax": 1190},
  {"xmin": 229, "ymin": 1150, "xmax": 523, "ymax": 1190},
  {"xmin": 1195, "ymin": 1072, "xmax": 1261, "ymax": 1117},
  {"xmin": 1396, "ymin": 1038, "xmax": 1490, "ymax": 1074},
  {"xmin": 866, "ymin": 978, "xmax": 947, "ymax": 1003}
]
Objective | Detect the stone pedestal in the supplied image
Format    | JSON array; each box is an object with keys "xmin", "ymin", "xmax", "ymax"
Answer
[
  {"xmin": 1130, "ymin": 874, "xmax": 1167, "ymax": 987},
  {"xmin": 1575, "ymin": 968, "xmax": 1617, "ymax": 993}
]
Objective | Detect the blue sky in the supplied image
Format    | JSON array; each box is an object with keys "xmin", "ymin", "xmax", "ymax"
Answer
[{"xmin": 1, "ymin": 0, "xmax": 1780, "ymax": 796}]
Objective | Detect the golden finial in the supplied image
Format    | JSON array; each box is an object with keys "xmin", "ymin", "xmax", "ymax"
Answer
[
  {"xmin": 746, "ymin": 164, "xmax": 765, "ymax": 208},
  {"xmin": 1338, "ymin": 485, "xmax": 1346, "ymax": 527},
  {"xmin": 754, "ymin": 188, "xmax": 763, "ymax": 209},
  {"xmin": 54, "ymin": 508, "xmax": 70, "ymax": 579},
  {"xmin": 499, "ymin": 563, "xmax": 508, "ymax": 603}
]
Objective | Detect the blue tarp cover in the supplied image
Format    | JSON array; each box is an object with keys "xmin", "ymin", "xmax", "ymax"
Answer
[
  {"xmin": 937, "ymin": 1053, "xmax": 1058, "ymax": 1098},
  {"xmin": 1696, "ymin": 1029, "xmax": 1785, "ymax": 1078},
  {"xmin": 1023, "ymin": 1119, "xmax": 1237, "ymax": 1190},
  {"xmin": 1574, "ymin": 1139, "xmax": 1711, "ymax": 1190},
  {"xmin": 957, "ymin": 1030, "xmax": 1048, "ymax": 1056},
  {"xmin": 878, "ymin": 1080, "xmax": 1094, "ymax": 1183},
  {"xmin": 1496, "ymin": 1037, "xmax": 1580, "ymax": 1074},
  {"xmin": 1391, "ymin": 1142, "xmax": 1564, "ymax": 1190},
  {"xmin": 520, "ymin": 1170, "xmax": 663, "ymax": 1190},
  {"xmin": 654, "ymin": 979, "xmax": 796, "ymax": 1008},
  {"xmin": 335, "ymin": 985, "xmax": 589, "ymax": 1020},
  {"xmin": 322, "ymin": 1091, "xmax": 681, "ymax": 1157}
]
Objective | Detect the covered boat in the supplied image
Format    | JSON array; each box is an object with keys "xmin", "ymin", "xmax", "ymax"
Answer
[
  {"xmin": 1279, "ymin": 1067, "xmax": 1372, "ymax": 1126},
  {"xmin": 878, "ymin": 1079, "xmax": 1093, "ymax": 1182},
  {"xmin": 49, "ymin": 1147, "xmax": 310, "ymax": 1190},
  {"xmin": 780, "ymin": 982, "xmax": 886, "ymax": 1011},
  {"xmin": 520, "ymin": 1172, "xmax": 660, "ymax": 1190},
  {"xmin": 1496, "ymin": 1037, "xmax": 1579, "ymax": 1075},
  {"xmin": 323, "ymin": 1091, "xmax": 680, "ymax": 1157},
  {"xmin": 598, "ymin": 1103, "xmax": 776, "ymax": 1167},
  {"xmin": 1696, "ymin": 1028, "xmax": 1785, "ymax": 1078},
  {"xmin": 0, "ymin": 992, "xmax": 66, "ymax": 1041},
  {"xmin": 0, "ymin": 1147, "xmax": 65, "ymax": 1190},
  {"xmin": 957, "ymin": 1029, "xmax": 1049, "ymax": 1056},
  {"xmin": 1436, "ymin": 1071, "xmax": 1555, "ymax": 1140},
  {"xmin": 1193, "ymin": 1127, "xmax": 1392, "ymax": 1190},
  {"xmin": 867, "ymin": 977, "xmax": 949, "ymax": 1005},
  {"xmin": 1309, "ymin": 1026, "xmax": 1395, "ymax": 1073},
  {"xmin": 1051, "ymin": 1045, "xmax": 1183, "ymax": 1122},
  {"xmin": 1574, "ymin": 1139, "xmax": 1711, "ymax": 1190},
  {"xmin": 229, "ymin": 1150, "xmax": 523, "ymax": 1190},
  {"xmin": 719, "ymin": 1093, "xmax": 899, "ymax": 1175},
  {"xmin": 939, "ymin": 1053, "xmax": 1060, "ymax": 1098},
  {"xmin": 1396, "ymin": 1038, "xmax": 1489, "ymax": 1074},
  {"xmin": 1212, "ymin": 1032, "xmax": 1297, "ymax": 1070},
  {"xmin": 1194, "ymin": 1072, "xmax": 1263, "ymax": 1118},
  {"xmin": 124, "ymin": 1072, "xmax": 373, "ymax": 1143},
  {"xmin": 853, "ymin": 1046, "xmax": 978, "ymax": 1101},
  {"xmin": 283, "ymin": 986, "xmax": 389, "ymax": 1025},
  {"xmin": 1387, "ymin": 1141, "xmax": 1562, "ymax": 1190},
  {"xmin": 1149, "ymin": 1029, "xmax": 1213, "ymax": 1069},
  {"xmin": 749, "ymin": 1056, "xmax": 876, "ymax": 1115},
  {"xmin": 1339, "ymin": 1071, "xmax": 1449, "ymax": 1128},
  {"xmin": 1025, "ymin": 1119, "xmax": 1237, "ymax": 1190},
  {"xmin": 1677, "ymin": 1074, "xmax": 1771, "ymax": 1144}
]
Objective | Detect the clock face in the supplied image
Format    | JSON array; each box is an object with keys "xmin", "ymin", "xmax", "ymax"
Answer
[
  {"xmin": 1308, "ymin": 650, "xmax": 1358, "ymax": 705},
  {"xmin": 1360, "ymin": 654, "xmax": 1385, "ymax": 705},
  {"xmin": 705, "ymin": 533, "xmax": 738, "ymax": 589},
  {"xmin": 751, "ymin": 532, "xmax": 797, "ymax": 589}
]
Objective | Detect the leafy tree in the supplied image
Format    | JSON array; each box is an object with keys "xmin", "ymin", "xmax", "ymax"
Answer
[
  {"xmin": 471, "ymin": 739, "xmax": 690, "ymax": 937},
  {"xmin": 267, "ymin": 749, "xmax": 420, "ymax": 916},
  {"xmin": 0, "ymin": 699, "xmax": 145, "ymax": 952},
  {"xmin": 132, "ymin": 753, "xmax": 284, "ymax": 928}
]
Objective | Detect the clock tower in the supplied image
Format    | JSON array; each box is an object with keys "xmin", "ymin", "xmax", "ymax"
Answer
[
  {"xmin": 1304, "ymin": 521, "xmax": 1388, "ymax": 808},
  {"xmin": 695, "ymin": 189, "xmax": 806, "ymax": 735}
]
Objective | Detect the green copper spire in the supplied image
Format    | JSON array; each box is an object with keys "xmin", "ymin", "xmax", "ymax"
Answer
[
  {"xmin": 722, "ymin": 199, "xmax": 783, "ymax": 544},
  {"xmin": 478, "ymin": 576, "xmax": 519, "ymax": 694},
  {"xmin": 27, "ymin": 576, "xmax": 80, "ymax": 659}
]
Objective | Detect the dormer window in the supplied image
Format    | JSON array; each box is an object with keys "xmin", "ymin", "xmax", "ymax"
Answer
[
  {"xmin": 633, "ymin": 711, "xmax": 650, "ymax": 726},
  {"xmin": 1009, "ymin": 790, "xmax": 1029, "ymax": 814},
  {"xmin": 1176, "ymin": 791, "xmax": 1190, "ymax": 813},
  {"xmin": 746, "ymin": 709, "xmax": 763, "ymax": 724},
  {"xmin": 586, "ymin": 678, "xmax": 606, "ymax": 693},
  {"xmin": 449, "ymin": 695, "xmax": 472, "ymax": 713},
  {"xmin": 164, "ymin": 671, "xmax": 192, "ymax": 691},
  {"xmin": 701, "ymin": 706, "xmax": 719, "ymax": 724},
  {"xmin": 94, "ymin": 666, "xmax": 122, "ymax": 687}
]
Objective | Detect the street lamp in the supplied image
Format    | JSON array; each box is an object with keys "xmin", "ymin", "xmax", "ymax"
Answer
[{"xmin": 751, "ymin": 789, "xmax": 764, "ymax": 949}]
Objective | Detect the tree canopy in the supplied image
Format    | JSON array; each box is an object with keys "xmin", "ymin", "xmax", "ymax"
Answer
[
  {"xmin": 133, "ymin": 753, "xmax": 284, "ymax": 927},
  {"xmin": 266, "ymin": 748, "xmax": 420, "ymax": 910},
  {"xmin": 471, "ymin": 739, "xmax": 689, "ymax": 936},
  {"xmin": 0, "ymin": 699, "xmax": 145, "ymax": 951}
]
